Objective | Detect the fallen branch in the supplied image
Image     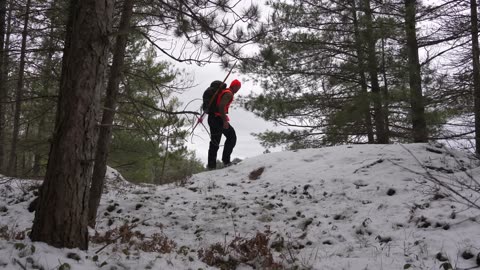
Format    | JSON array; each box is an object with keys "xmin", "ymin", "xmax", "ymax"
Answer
[
  {"xmin": 13, "ymin": 258, "xmax": 27, "ymax": 270},
  {"xmin": 353, "ymin": 159, "xmax": 384, "ymax": 174}
]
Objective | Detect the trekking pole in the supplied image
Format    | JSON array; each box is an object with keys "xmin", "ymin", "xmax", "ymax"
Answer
[{"xmin": 191, "ymin": 61, "xmax": 237, "ymax": 135}]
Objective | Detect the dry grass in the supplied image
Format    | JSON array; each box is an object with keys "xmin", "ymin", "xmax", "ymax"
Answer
[{"xmin": 198, "ymin": 229, "xmax": 282, "ymax": 269}]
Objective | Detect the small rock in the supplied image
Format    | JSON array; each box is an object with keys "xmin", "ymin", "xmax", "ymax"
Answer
[
  {"xmin": 249, "ymin": 167, "xmax": 265, "ymax": 180},
  {"xmin": 353, "ymin": 180, "xmax": 368, "ymax": 188},
  {"xmin": 436, "ymin": 252, "xmax": 449, "ymax": 262},
  {"xmin": 376, "ymin": 235, "xmax": 392, "ymax": 243},
  {"xmin": 387, "ymin": 188, "xmax": 396, "ymax": 196},
  {"xmin": 300, "ymin": 218, "xmax": 313, "ymax": 231},
  {"xmin": 67, "ymin": 252, "xmax": 81, "ymax": 261},
  {"xmin": 461, "ymin": 250, "xmax": 474, "ymax": 260},
  {"xmin": 106, "ymin": 204, "xmax": 117, "ymax": 212}
]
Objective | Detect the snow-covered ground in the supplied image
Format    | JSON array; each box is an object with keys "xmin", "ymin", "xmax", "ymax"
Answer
[{"xmin": 1, "ymin": 143, "xmax": 480, "ymax": 270}]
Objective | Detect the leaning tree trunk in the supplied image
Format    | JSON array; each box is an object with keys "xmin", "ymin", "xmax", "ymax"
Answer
[
  {"xmin": 30, "ymin": 0, "xmax": 113, "ymax": 250},
  {"xmin": 8, "ymin": 0, "xmax": 31, "ymax": 176},
  {"xmin": 470, "ymin": 0, "xmax": 480, "ymax": 155},
  {"xmin": 404, "ymin": 0, "xmax": 427, "ymax": 143},
  {"xmin": 352, "ymin": 0, "xmax": 374, "ymax": 143},
  {"xmin": 0, "ymin": 0, "xmax": 8, "ymax": 172},
  {"xmin": 363, "ymin": 0, "xmax": 388, "ymax": 143},
  {"xmin": 88, "ymin": 0, "xmax": 133, "ymax": 227}
]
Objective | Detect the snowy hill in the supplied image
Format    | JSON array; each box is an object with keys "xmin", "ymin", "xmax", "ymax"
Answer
[{"xmin": 1, "ymin": 143, "xmax": 480, "ymax": 270}]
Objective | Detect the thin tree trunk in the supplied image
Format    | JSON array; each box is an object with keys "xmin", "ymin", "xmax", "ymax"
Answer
[
  {"xmin": 381, "ymin": 36, "xmax": 390, "ymax": 139},
  {"xmin": 352, "ymin": 0, "xmax": 374, "ymax": 143},
  {"xmin": 32, "ymin": 117, "xmax": 45, "ymax": 176},
  {"xmin": 0, "ymin": 4, "xmax": 11, "ymax": 173},
  {"xmin": 471, "ymin": 0, "xmax": 480, "ymax": 155},
  {"xmin": 88, "ymin": 0, "xmax": 133, "ymax": 227},
  {"xmin": 363, "ymin": 0, "xmax": 388, "ymax": 143},
  {"xmin": 30, "ymin": 0, "xmax": 113, "ymax": 250},
  {"xmin": 21, "ymin": 122, "xmax": 30, "ymax": 175},
  {"xmin": 0, "ymin": 0, "xmax": 8, "ymax": 172},
  {"xmin": 8, "ymin": 0, "xmax": 31, "ymax": 176},
  {"xmin": 160, "ymin": 128, "xmax": 170, "ymax": 183},
  {"xmin": 33, "ymin": 0, "xmax": 57, "ymax": 177},
  {"xmin": 404, "ymin": 0, "xmax": 427, "ymax": 142}
]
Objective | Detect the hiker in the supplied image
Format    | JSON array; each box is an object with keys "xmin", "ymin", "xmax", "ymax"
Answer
[{"xmin": 207, "ymin": 79, "xmax": 241, "ymax": 169}]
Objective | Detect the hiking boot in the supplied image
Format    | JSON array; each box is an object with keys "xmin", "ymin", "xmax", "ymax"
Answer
[{"xmin": 223, "ymin": 162, "xmax": 233, "ymax": 167}]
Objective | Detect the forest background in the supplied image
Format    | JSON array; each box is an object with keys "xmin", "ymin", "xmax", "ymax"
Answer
[{"xmin": 2, "ymin": 0, "xmax": 480, "ymax": 249}]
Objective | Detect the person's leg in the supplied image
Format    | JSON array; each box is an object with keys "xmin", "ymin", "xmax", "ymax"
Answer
[
  {"xmin": 207, "ymin": 116, "xmax": 223, "ymax": 169},
  {"xmin": 221, "ymin": 124, "xmax": 237, "ymax": 165}
]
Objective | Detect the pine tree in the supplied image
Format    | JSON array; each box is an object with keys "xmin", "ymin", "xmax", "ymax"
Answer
[
  {"xmin": 470, "ymin": 0, "xmax": 480, "ymax": 154},
  {"xmin": 7, "ymin": 0, "xmax": 31, "ymax": 176},
  {"xmin": 0, "ymin": 0, "xmax": 8, "ymax": 171},
  {"xmin": 404, "ymin": 0, "xmax": 427, "ymax": 142},
  {"xmin": 243, "ymin": 0, "xmax": 396, "ymax": 147},
  {"xmin": 88, "ymin": 0, "xmax": 134, "ymax": 227},
  {"xmin": 30, "ymin": 0, "xmax": 114, "ymax": 250}
]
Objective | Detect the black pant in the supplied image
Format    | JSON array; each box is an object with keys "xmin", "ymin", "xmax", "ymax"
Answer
[{"xmin": 207, "ymin": 115, "xmax": 237, "ymax": 169}]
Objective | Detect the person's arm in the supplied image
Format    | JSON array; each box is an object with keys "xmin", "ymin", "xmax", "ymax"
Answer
[{"xmin": 218, "ymin": 92, "xmax": 233, "ymax": 129}]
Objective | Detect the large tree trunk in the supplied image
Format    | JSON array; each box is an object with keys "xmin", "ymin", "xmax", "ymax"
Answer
[
  {"xmin": 363, "ymin": 0, "xmax": 388, "ymax": 143},
  {"xmin": 88, "ymin": 0, "xmax": 133, "ymax": 227},
  {"xmin": 8, "ymin": 0, "xmax": 31, "ymax": 176},
  {"xmin": 30, "ymin": 0, "xmax": 113, "ymax": 250},
  {"xmin": 352, "ymin": 0, "xmax": 374, "ymax": 143},
  {"xmin": 471, "ymin": 0, "xmax": 480, "ymax": 155},
  {"xmin": 404, "ymin": 0, "xmax": 427, "ymax": 142},
  {"xmin": 0, "ymin": 0, "xmax": 8, "ymax": 172}
]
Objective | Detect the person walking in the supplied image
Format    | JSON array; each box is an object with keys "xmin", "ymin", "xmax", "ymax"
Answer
[{"xmin": 207, "ymin": 79, "xmax": 241, "ymax": 169}]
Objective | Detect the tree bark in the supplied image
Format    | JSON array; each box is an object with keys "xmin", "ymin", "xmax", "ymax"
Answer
[
  {"xmin": 363, "ymin": 0, "xmax": 388, "ymax": 143},
  {"xmin": 0, "ymin": 4, "xmax": 11, "ymax": 173},
  {"xmin": 352, "ymin": 0, "xmax": 374, "ymax": 143},
  {"xmin": 30, "ymin": 0, "xmax": 113, "ymax": 250},
  {"xmin": 32, "ymin": 117, "xmax": 45, "ymax": 176},
  {"xmin": 404, "ymin": 0, "xmax": 427, "ymax": 142},
  {"xmin": 381, "ymin": 35, "xmax": 390, "ymax": 138},
  {"xmin": 88, "ymin": 0, "xmax": 133, "ymax": 227},
  {"xmin": 8, "ymin": 0, "xmax": 31, "ymax": 176},
  {"xmin": 33, "ymin": 0, "xmax": 57, "ymax": 177},
  {"xmin": 0, "ymin": 0, "xmax": 8, "ymax": 172},
  {"xmin": 471, "ymin": 0, "xmax": 480, "ymax": 155}
]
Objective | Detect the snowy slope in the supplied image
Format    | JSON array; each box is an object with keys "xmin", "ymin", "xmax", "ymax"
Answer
[{"xmin": 1, "ymin": 143, "xmax": 480, "ymax": 270}]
